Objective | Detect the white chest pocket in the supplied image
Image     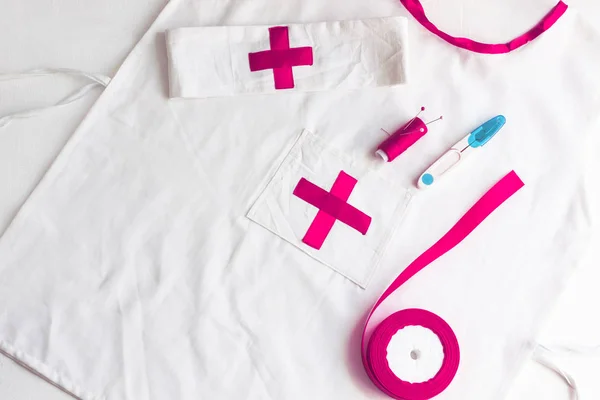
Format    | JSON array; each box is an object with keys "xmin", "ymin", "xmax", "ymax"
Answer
[{"xmin": 247, "ymin": 129, "xmax": 411, "ymax": 288}]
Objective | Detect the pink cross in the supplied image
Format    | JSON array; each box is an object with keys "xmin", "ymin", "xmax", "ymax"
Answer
[
  {"xmin": 248, "ymin": 26, "xmax": 313, "ymax": 90},
  {"xmin": 293, "ymin": 171, "xmax": 372, "ymax": 250}
]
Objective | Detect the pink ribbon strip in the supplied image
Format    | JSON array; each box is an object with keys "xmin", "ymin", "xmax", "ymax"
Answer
[
  {"xmin": 400, "ymin": 0, "xmax": 568, "ymax": 54},
  {"xmin": 293, "ymin": 171, "xmax": 372, "ymax": 250},
  {"xmin": 362, "ymin": 171, "xmax": 524, "ymax": 399},
  {"xmin": 248, "ymin": 26, "xmax": 314, "ymax": 89}
]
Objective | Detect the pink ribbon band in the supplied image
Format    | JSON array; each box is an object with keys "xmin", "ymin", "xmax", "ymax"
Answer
[
  {"xmin": 361, "ymin": 171, "xmax": 524, "ymax": 399},
  {"xmin": 400, "ymin": 0, "xmax": 568, "ymax": 54},
  {"xmin": 249, "ymin": 48, "xmax": 314, "ymax": 70}
]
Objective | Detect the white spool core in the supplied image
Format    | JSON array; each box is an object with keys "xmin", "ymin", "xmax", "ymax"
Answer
[
  {"xmin": 376, "ymin": 149, "xmax": 389, "ymax": 162},
  {"xmin": 386, "ymin": 325, "xmax": 445, "ymax": 383}
]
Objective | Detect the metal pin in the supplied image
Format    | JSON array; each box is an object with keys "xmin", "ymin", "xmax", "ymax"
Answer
[
  {"xmin": 404, "ymin": 106, "xmax": 426, "ymax": 129},
  {"xmin": 381, "ymin": 106, "xmax": 427, "ymax": 137},
  {"xmin": 425, "ymin": 116, "xmax": 443, "ymax": 125},
  {"xmin": 380, "ymin": 128, "xmax": 392, "ymax": 137},
  {"xmin": 380, "ymin": 108, "xmax": 441, "ymax": 138}
]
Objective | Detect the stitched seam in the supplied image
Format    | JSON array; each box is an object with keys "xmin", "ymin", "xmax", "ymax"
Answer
[{"xmin": 0, "ymin": 339, "xmax": 105, "ymax": 400}]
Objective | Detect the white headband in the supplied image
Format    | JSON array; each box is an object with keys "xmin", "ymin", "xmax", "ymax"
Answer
[{"xmin": 166, "ymin": 17, "xmax": 409, "ymax": 98}]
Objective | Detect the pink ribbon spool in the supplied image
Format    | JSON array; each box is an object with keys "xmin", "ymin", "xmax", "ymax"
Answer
[
  {"xmin": 377, "ymin": 118, "xmax": 428, "ymax": 162},
  {"xmin": 366, "ymin": 309, "xmax": 459, "ymax": 400},
  {"xmin": 361, "ymin": 171, "xmax": 525, "ymax": 400}
]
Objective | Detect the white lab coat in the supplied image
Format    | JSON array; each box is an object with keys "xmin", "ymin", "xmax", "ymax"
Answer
[{"xmin": 0, "ymin": 0, "xmax": 599, "ymax": 399}]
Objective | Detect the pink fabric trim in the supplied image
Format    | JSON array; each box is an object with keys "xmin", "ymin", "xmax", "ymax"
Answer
[
  {"xmin": 361, "ymin": 171, "xmax": 524, "ymax": 399},
  {"xmin": 248, "ymin": 26, "xmax": 314, "ymax": 89},
  {"xmin": 400, "ymin": 0, "xmax": 568, "ymax": 54},
  {"xmin": 293, "ymin": 171, "xmax": 372, "ymax": 250}
]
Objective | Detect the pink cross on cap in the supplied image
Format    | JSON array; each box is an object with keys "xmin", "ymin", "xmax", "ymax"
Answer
[{"xmin": 248, "ymin": 26, "xmax": 314, "ymax": 90}]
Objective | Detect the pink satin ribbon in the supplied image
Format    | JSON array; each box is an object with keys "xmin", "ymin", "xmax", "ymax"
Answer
[
  {"xmin": 362, "ymin": 171, "xmax": 524, "ymax": 399},
  {"xmin": 400, "ymin": 0, "xmax": 568, "ymax": 54}
]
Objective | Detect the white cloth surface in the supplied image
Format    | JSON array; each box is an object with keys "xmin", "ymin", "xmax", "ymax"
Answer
[
  {"xmin": 166, "ymin": 17, "xmax": 408, "ymax": 97},
  {"xmin": 0, "ymin": 1, "xmax": 169, "ymax": 399},
  {"xmin": 1, "ymin": 1, "xmax": 600, "ymax": 400}
]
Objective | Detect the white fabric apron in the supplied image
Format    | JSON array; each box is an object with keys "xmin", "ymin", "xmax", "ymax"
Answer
[{"xmin": 0, "ymin": 1, "xmax": 599, "ymax": 399}]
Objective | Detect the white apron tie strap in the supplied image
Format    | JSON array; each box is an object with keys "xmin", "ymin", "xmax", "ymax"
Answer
[{"xmin": 0, "ymin": 68, "xmax": 111, "ymax": 128}]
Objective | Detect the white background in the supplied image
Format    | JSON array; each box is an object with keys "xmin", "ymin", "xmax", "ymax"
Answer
[{"xmin": 1, "ymin": 0, "xmax": 599, "ymax": 398}]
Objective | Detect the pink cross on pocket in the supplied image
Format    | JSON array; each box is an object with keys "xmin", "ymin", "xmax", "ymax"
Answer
[
  {"xmin": 248, "ymin": 26, "xmax": 314, "ymax": 90},
  {"xmin": 293, "ymin": 171, "xmax": 372, "ymax": 250}
]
